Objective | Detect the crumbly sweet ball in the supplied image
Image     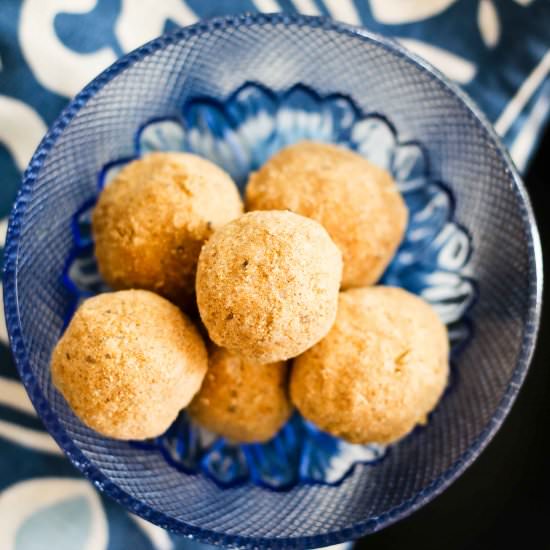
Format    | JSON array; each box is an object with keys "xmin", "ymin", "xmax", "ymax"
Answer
[
  {"xmin": 92, "ymin": 152, "xmax": 243, "ymax": 308},
  {"xmin": 246, "ymin": 141, "xmax": 408, "ymax": 288},
  {"xmin": 291, "ymin": 286, "xmax": 449, "ymax": 445},
  {"xmin": 196, "ymin": 210, "xmax": 343, "ymax": 363},
  {"xmin": 188, "ymin": 346, "xmax": 292, "ymax": 443},
  {"xmin": 51, "ymin": 290, "xmax": 208, "ymax": 440}
]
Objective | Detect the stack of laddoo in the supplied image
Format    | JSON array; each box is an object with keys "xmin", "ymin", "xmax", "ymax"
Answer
[{"xmin": 51, "ymin": 142, "xmax": 448, "ymax": 446}]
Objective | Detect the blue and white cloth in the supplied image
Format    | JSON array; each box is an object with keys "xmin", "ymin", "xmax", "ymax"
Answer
[{"xmin": 0, "ymin": 1, "xmax": 549, "ymax": 548}]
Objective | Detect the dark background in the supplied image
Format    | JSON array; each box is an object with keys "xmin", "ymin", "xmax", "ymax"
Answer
[{"xmin": 356, "ymin": 127, "xmax": 550, "ymax": 549}]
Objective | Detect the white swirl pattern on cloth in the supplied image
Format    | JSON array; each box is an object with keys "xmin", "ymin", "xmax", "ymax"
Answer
[{"xmin": 0, "ymin": 1, "xmax": 549, "ymax": 548}]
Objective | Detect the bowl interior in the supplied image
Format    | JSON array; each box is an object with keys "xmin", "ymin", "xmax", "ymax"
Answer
[{"xmin": 4, "ymin": 15, "xmax": 541, "ymax": 548}]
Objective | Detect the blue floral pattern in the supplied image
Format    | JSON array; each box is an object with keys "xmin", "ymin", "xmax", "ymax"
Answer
[
  {"xmin": 64, "ymin": 83, "xmax": 475, "ymax": 490},
  {"xmin": 0, "ymin": 1, "xmax": 548, "ymax": 548}
]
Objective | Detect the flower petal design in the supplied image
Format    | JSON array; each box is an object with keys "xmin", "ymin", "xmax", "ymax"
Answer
[
  {"xmin": 183, "ymin": 100, "xmax": 252, "ymax": 186},
  {"xmin": 201, "ymin": 439, "xmax": 249, "ymax": 487},
  {"xmin": 97, "ymin": 156, "xmax": 136, "ymax": 190},
  {"xmin": 350, "ymin": 116, "xmax": 396, "ymax": 170},
  {"xmin": 272, "ymin": 86, "xmax": 337, "ymax": 150},
  {"xmin": 300, "ymin": 423, "xmax": 385, "ymax": 485},
  {"xmin": 391, "ymin": 142, "xmax": 429, "ymax": 190},
  {"xmin": 243, "ymin": 417, "xmax": 302, "ymax": 489},
  {"xmin": 393, "ymin": 182, "xmax": 454, "ymax": 265},
  {"xmin": 62, "ymin": 244, "xmax": 106, "ymax": 300},
  {"xmin": 225, "ymin": 83, "xmax": 278, "ymax": 177},
  {"xmin": 137, "ymin": 118, "xmax": 186, "ymax": 155},
  {"xmin": 64, "ymin": 82, "xmax": 475, "ymax": 490}
]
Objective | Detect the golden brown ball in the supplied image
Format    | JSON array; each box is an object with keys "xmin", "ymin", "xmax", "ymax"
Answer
[
  {"xmin": 188, "ymin": 346, "xmax": 292, "ymax": 443},
  {"xmin": 196, "ymin": 210, "xmax": 342, "ymax": 363},
  {"xmin": 51, "ymin": 289, "xmax": 208, "ymax": 440},
  {"xmin": 291, "ymin": 286, "xmax": 449, "ymax": 445},
  {"xmin": 246, "ymin": 141, "xmax": 408, "ymax": 288},
  {"xmin": 92, "ymin": 152, "xmax": 243, "ymax": 308}
]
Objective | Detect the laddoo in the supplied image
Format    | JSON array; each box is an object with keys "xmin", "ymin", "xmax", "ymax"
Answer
[
  {"xmin": 188, "ymin": 346, "xmax": 292, "ymax": 443},
  {"xmin": 196, "ymin": 210, "xmax": 343, "ymax": 363},
  {"xmin": 92, "ymin": 152, "xmax": 243, "ymax": 308},
  {"xmin": 246, "ymin": 141, "xmax": 408, "ymax": 288},
  {"xmin": 51, "ymin": 289, "xmax": 208, "ymax": 440},
  {"xmin": 290, "ymin": 286, "xmax": 449, "ymax": 444}
]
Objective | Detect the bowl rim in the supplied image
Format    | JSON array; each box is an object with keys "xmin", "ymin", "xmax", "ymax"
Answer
[{"xmin": 2, "ymin": 12, "xmax": 543, "ymax": 548}]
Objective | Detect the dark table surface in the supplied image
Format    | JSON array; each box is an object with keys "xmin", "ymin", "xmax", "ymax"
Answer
[{"xmin": 356, "ymin": 126, "xmax": 550, "ymax": 550}]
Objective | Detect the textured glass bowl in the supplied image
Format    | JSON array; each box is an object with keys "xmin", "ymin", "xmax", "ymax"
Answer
[{"xmin": 3, "ymin": 14, "xmax": 542, "ymax": 548}]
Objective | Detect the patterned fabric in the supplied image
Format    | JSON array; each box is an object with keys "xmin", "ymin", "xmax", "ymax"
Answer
[{"xmin": 0, "ymin": 1, "xmax": 548, "ymax": 548}]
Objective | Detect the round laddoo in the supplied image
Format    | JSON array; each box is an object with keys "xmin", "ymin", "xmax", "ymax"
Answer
[
  {"xmin": 246, "ymin": 141, "xmax": 408, "ymax": 288},
  {"xmin": 290, "ymin": 286, "xmax": 449, "ymax": 444},
  {"xmin": 92, "ymin": 152, "xmax": 243, "ymax": 308},
  {"xmin": 51, "ymin": 289, "xmax": 208, "ymax": 440},
  {"xmin": 196, "ymin": 210, "xmax": 343, "ymax": 363},
  {"xmin": 188, "ymin": 346, "xmax": 292, "ymax": 443}
]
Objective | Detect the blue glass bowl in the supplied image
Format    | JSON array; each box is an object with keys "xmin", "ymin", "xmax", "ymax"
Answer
[{"xmin": 3, "ymin": 14, "xmax": 542, "ymax": 548}]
